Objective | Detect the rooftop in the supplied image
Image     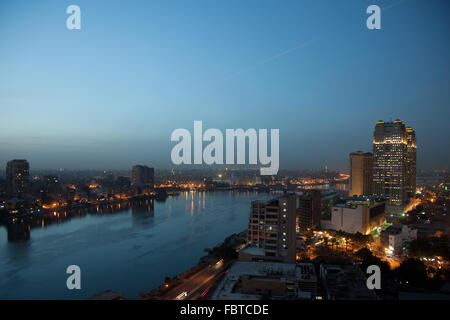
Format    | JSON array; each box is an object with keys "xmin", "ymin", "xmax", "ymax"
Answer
[
  {"xmin": 211, "ymin": 261, "xmax": 297, "ymax": 300},
  {"xmin": 240, "ymin": 246, "xmax": 265, "ymax": 256},
  {"xmin": 321, "ymin": 265, "xmax": 378, "ymax": 300}
]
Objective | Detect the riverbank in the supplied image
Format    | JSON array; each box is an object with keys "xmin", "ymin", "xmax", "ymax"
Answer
[
  {"xmin": 0, "ymin": 191, "xmax": 269, "ymax": 299},
  {"xmin": 137, "ymin": 230, "xmax": 246, "ymax": 300}
]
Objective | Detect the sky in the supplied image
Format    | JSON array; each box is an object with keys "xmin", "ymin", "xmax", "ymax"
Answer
[{"xmin": 0, "ymin": 0, "xmax": 449, "ymax": 171}]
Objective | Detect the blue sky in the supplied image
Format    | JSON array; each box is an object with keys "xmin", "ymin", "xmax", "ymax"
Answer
[{"xmin": 1, "ymin": 0, "xmax": 449, "ymax": 171}]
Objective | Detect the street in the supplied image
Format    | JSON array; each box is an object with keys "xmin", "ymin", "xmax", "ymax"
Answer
[{"xmin": 160, "ymin": 260, "xmax": 228, "ymax": 300}]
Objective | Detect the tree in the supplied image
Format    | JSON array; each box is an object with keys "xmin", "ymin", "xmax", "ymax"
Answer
[
  {"xmin": 394, "ymin": 258, "xmax": 429, "ymax": 288},
  {"xmin": 354, "ymin": 248, "xmax": 373, "ymax": 260},
  {"xmin": 358, "ymin": 251, "xmax": 391, "ymax": 276}
]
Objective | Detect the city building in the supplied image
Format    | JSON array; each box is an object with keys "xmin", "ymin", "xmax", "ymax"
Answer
[
  {"xmin": 6, "ymin": 159, "xmax": 30, "ymax": 197},
  {"xmin": 131, "ymin": 165, "xmax": 154, "ymax": 189},
  {"xmin": 320, "ymin": 264, "xmax": 378, "ymax": 300},
  {"xmin": 298, "ymin": 190, "xmax": 322, "ymax": 232},
  {"xmin": 320, "ymin": 190, "xmax": 341, "ymax": 222},
  {"xmin": 211, "ymin": 261, "xmax": 317, "ymax": 300},
  {"xmin": 406, "ymin": 127, "xmax": 417, "ymax": 197},
  {"xmin": 349, "ymin": 151, "xmax": 373, "ymax": 197},
  {"xmin": 43, "ymin": 175, "xmax": 60, "ymax": 193},
  {"xmin": 329, "ymin": 196, "xmax": 386, "ymax": 234},
  {"xmin": 380, "ymin": 224, "xmax": 418, "ymax": 256},
  {"xmin": 245, "ymin": 194, "xmax": 297, "ymax": 263},
  {"xmin": 296, "ymin": 263, "xmax": 318, "ymax": 295},
  {"xmin": 373, "ymin": 120, "xmax": 416, "ymax": 217}
]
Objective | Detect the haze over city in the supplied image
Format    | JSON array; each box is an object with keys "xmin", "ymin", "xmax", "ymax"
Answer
[{"xmin": 1, "ymin": 0, "xmax": 450, "ymax": 170}]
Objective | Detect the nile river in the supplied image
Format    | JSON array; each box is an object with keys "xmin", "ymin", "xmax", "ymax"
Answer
[{"xmin": 0, "ymin": 191, "xmax": 272, "ymax": 299}]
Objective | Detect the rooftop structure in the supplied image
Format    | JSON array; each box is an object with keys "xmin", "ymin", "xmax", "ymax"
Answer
[
  {"xmin": 211, "ymin": 261, "xmax": 317, "ymax": 300},
  {"xmin": 320, "ymin": 264, "xmax": 378, "ymax": 300}
]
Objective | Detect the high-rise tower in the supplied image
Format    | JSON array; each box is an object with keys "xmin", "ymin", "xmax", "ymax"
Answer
[
  {"xmin": 298, "ymin": 190, "xmax": 322, "ymax": 232},
  {"xmin": 131, "ymin": 165, "xmax": 154, "ymax": 188},
  {"xmin": 6, "ymin": 159, "xmax": 30, "ymax": 197},
  {"xmin": 405, "ymin": 127, "xmax": 417, "ymax": 197},
  {"xmin": 349, "ymin": 151, "xmax": 373, "ymax": 197},
  {"xmin": 372, "ymin": 120, "xmax": 416, "ymax": 217}
]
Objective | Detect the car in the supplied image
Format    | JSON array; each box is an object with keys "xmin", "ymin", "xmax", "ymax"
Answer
[{"xmin": 175, "ymin": 291, "xmax": 188, "ymax": 300}]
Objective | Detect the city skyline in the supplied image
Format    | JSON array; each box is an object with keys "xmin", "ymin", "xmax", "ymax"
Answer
[
  {"xmin": 1, "ymin": 0, "xmax": 450, "ymax": 305},
  {"xmin": 1, "ymin": 0, "xmax": 450, "ymax": 170}
]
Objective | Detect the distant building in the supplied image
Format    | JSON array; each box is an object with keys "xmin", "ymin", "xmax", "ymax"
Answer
[
  {"xmin": 349, "ymin": 151, "xmax": 373, "ymax": 197},
  {"xmin": 330, "ymin": 196, "xmax": 385, "ymax": 234},
  {"xmin": 131, "ymin": 165, "xmax": 154, "ymax": 188},
  {"xmin": 373, "ymin": 120, "xmax": 416, "ymax": 217},
  {"xmin": 44, "ymin": 175, "xmax": 59, "ymax": 184},
  {"xmin": 380, "ymin": 224, "xmax": 417, "ymax": 256},
  {"xmin": 298, "ymin": 190, "xmax": 321, "ymax": 232},
  {"xmin": 245, "ymin": 194, "xmax": 297, "ymax": 263},
  {"xmin": 6, "ymin": 160, "xmax": 30, "ymax": 197},
  {"xmin": 43, "ymin": 175, "xmax": 60, "ymax": 193}
]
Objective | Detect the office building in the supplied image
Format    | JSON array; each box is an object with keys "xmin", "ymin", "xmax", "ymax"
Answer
[
  {"xmin": 349, "ymin": 151, "xmax": 373, "ymax": 196},
  {"xmin": 373, "ymin": 120, "xmax": 416, "ymax": 217},
  {"xmin": 245, "ymin": 194, "xmax": 297, "ymax": 263},
  {"xmin": 406, "ymin": 127, "xmax": 417, "ymax": 196},
  {"xmin": 6, "ymin": 160, "xmax": 30, "ymax": 197},
  {"xmin": 330, "ymin": 196, "xmax": 385, "ymax": 234}
]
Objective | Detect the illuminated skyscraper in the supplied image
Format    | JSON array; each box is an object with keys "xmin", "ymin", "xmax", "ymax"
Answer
[
  {"xmin": 349, "ymin": 151, "xmax": 373, "ymax": 197},
  {"xmin": 405, "ymin": 127, "xmax": 417, "ymax": 197},
  {"xmin": 6, "ymin": 159, "xmax": 30, "ymax": 197},
  {"xmin": 372, "ymin": 120, "xmax": 416, "ymax": 217}
]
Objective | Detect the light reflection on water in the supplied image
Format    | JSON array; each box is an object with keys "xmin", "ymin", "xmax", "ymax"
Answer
[{"xmin": 0, "ymin": 190, "xmax": 271, "ymax": 300}]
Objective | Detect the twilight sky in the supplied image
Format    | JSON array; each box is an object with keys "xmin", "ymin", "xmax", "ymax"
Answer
[{"xmin": 1, "ymin": 0, "xmax": 449, "ymax": 171}]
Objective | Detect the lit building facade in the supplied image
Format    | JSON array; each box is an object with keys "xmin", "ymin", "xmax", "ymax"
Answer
[
  {"xmin": 406, "ymin": 127, "xmax": 417, "ymax": 197},
  {"xmin": 349, "ymin": 151, "xmax": 373, "ymax": 197},
  {"xmin": 246, "ymin": 194, "xmax": 297, "ymax": 263},
  {"xmin": 330, "ymin": 196, "xmax": 386, "ymax": 234},
  {"xmin": 373, "ymin": 120, "xmax": 416, "ymax": 217},
  {"xmin": 6, "ymin": 159, "xmax": 30, "ymax": 197}
]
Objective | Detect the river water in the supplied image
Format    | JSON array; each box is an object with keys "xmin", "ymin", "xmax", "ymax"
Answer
[{"xmin": 0, "ymin": 190, "xmax": 272, "ymax": 299}]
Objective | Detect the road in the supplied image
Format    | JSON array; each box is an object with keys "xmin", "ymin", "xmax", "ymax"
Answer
[
  {"xmin": 160, "ymin": 260, "xmax": 228, "ymax": 300},
  {"xmin": 405, "ymin": 197, "xmax": 422, "ymax": 213}
]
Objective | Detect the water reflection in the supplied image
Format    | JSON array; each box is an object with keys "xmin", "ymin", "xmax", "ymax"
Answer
[
  {"xmin": 7, "ymin": 223, "xmax": 30, "ymax": 242},
  {"xmin": 0, "ymin": 190, "xmax": 271, "ymax": 299},
  {"xmin": 4, "ymin": 198, "xmax": 155, "ymax": 243}
]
